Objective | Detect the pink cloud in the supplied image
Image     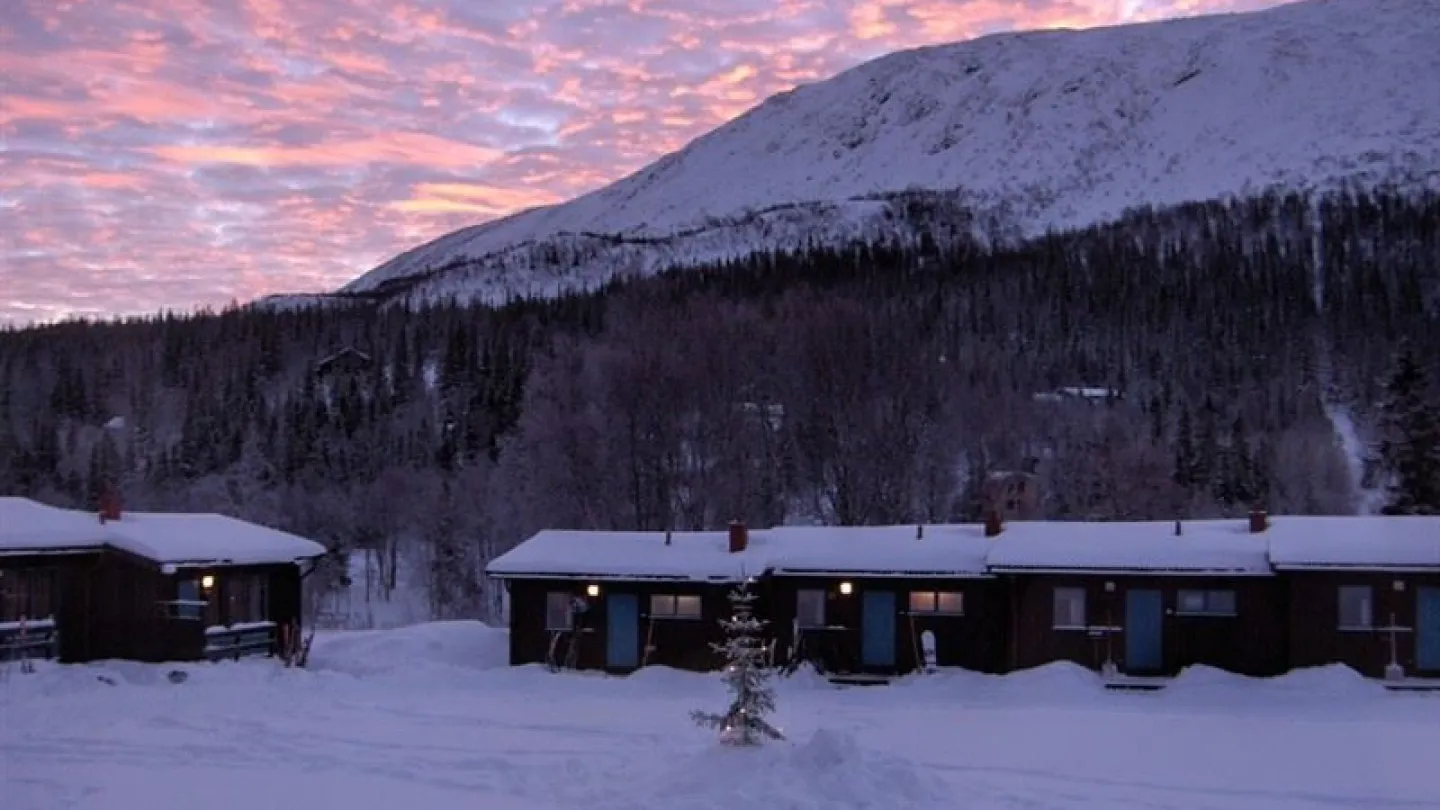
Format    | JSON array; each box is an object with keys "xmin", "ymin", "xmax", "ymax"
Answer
[{"xmin": 0, "ymin": 0, "xmax": 1285, "ymax": 325}]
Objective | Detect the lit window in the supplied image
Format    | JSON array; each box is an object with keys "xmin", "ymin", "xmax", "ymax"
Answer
[
  {"xmin": 1176, "ymin": 589, "xmax": 1236, "ymax": 617},
  {"xmin": 1053, "ymin": 587, "xmax": 1086, "ymax": 629},
  {"xmin": 797, "ymin": 589, "xmax": 826, "ymax": 628},
  {"xmin": 649, "ymin": 594, "xmax": 702, "ymax": 619},
  {"xmin": 908, "ymin": 591, "xmax": 964, "ymax": 615},
  {"xmin": 546, "ymin": 591, "xmax": 574, "ymax": 630},
  {"xmin": 1338, "ymin": 586, "xmax": 1373, "ymax": 630}
]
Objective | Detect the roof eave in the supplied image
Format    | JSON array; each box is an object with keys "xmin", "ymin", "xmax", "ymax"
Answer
[
  {"xmin": 0, "ymin": 546, "xmax": 102, "ymax": 558},
  {"xmin": 769, "ymin": 568, "xmax": 995, "ymax": 579},
  {"xmin": 987, "ymin": 565, "xmax": 1274, "ymax": 576},
  {"xmin": 485, "ymin": 570, "xmax": 748, "ymax": 583},
  {"xmin": 1273, "ymin": 563, "xmax": 1440, "ymax": 573}
]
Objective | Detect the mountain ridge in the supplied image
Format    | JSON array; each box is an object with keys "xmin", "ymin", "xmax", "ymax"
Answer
[{"xmin": 296, "ymin": 0, "xmax": 1439, "ymax": 309}]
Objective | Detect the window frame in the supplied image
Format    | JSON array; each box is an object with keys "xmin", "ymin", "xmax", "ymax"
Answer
[
  {"xmin": 1175, "ymin": 589, "xmax": 1237, "ymax": 617},
  {"xmin": 908, "ymin": 590, "xmax": 965, "ymax": 616},
  {"xmin": 796, "ymin": 589, "xmax": 827, "ymax": 628},
  {"xmin": 173, "ymin": 578, "xmax": 206, "ymax": 622},
  {"xmin": 1052, "ymin": 586, "xmax": 1087, "ymax": 630},
  {"xmin": 545, "ymin": 591, "xmax": 575, "ymax": 631},
  {"xmin": 649, "ymin": 593, "xmax": 703, "ymax": 620},
  {"xmin": 1337, "ymin": 585, "xmax": 1373, "ymax": 631}
]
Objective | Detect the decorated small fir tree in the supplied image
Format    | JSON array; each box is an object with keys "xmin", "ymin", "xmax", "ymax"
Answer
[{"xmin": 691, "ymin": 579, "xmax": 784, "ymax": 745}]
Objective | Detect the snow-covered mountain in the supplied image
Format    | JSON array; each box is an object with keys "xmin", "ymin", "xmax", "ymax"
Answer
[{"xmin": 329, "ymin": 0, "xmax": 1440, "ymax": 308}]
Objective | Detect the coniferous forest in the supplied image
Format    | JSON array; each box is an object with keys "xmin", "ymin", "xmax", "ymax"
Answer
[{"xmin": 3, "ymin": 189, "xmax": 1438, "ymax": 621}]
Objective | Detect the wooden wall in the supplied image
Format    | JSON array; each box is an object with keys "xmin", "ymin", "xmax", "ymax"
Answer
[
  {"xmin": 1285, "ymin": 570, "xmax": 1440, "ymax": 678},
  {"xmin": 506, "ymin": 578, "xmax": 737, "ymax": 672},
  {"xmin": 1007, "ymin": 574, "xmax": 1288, "ymax": 677},
  {"xmin": 0, "ymin": 551, "xmax": 99, "ymax": 662},
  {"xmin": 763, "ymin": 576, "xmax": 1009, "ymax": 675}
]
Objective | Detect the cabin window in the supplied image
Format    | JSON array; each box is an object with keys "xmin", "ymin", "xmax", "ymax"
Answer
[
  {"xmin": 1338, "ymin": 586, "xmax": 1373, "ymax": 630},
  {"xmin": 649, "ymin": 594, "xmax": 702, "ymax": 619},
  {"xmin": 174, "ymin": 578, "xmax": 205, "ymax": 621},
  {"xmin": 0, "ymin": 568, "xmax": 56, "ymax": 623},
  {"xmin": 227, "ymin": 574, "xmax": 269, "ymax": 625},
  {"xmin": 1053, "ymin": 587, "xmax": 1086, "ymax": 629},
  {"xmin": 796, "ymin": 589, "xmax": 827, "ymax": 628},
  {"xmin": 909, "ymin": 591, "xmax": 964, "ymax": 615},
  {"xmin": 1175, "ymin": 589, "xmax": 1237, "ymax": 617},
  {"xmin": 546, "ymin": 591, "xmax": 574, "ymax": 630}
]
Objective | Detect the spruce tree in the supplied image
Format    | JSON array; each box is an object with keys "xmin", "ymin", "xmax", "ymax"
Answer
[
  {"xmin": 1376, "ymin": 343, "xmax": 1440, "ymax": 515},
  {"xmin": 691, "ymin": 580, "xmax": 783, "ymax": 746}
]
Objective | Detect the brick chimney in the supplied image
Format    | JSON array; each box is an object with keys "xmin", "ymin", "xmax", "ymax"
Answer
[
  {"xmin": 1248, "ymin": 507, "xmax": 1268, "ymax": 534},
  {"xmin": 728, "ymin": 520, "xmax": 748, "ymax": 553},
  {"xmin": 98, "ymin": 489, "xmax": 121, "ymax": 524},
  {"xmin": 984, "ymin": 510, "xmax": 1003, "ymax": 538}
]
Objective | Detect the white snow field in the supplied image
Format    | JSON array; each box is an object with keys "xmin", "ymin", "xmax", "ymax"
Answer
[{"xmin": 2, "ymin": 622, "xmax": 1437, "ymax": 810}]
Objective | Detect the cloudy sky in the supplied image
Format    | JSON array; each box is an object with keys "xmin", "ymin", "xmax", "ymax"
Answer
[{"xmin": 1, "ymin": 0, "xmax": 1279, "ymax": 325}]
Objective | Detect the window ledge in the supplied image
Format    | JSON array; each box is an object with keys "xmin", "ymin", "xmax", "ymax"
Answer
[
  {"xmin": 1337, "ymin": 625, "xmax": 1375, "ymax": 633},
  {"xmin": 1175, "ymin": 611, "xmax": 1237, "ymax": 618}
]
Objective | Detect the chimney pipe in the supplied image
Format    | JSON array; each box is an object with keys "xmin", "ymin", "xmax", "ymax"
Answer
[
  {"xmin": 1174, "ymin": 520, "xmax": 1182, "ymax": 536},
  {"xmin": 916, "ymin": 524, "xmax": 924, "ymax": 540},
  {"xmin": 728, "ymin": 520, "xmax": 748, "ymax": 554},
  {"xmin": 99, "ymin": 489, "xmax": 121, "ymax": 523},
  {"xmin": 1248, "ymin": 507, "xmax": 1268, "ymax": 534},
  {"xmin": 984, "ymin": 510, "xmax": 1002, "ymax": 538},
  {"xmin": 664, "ymin": 529, "xmax": 672, "ymax": 546}
]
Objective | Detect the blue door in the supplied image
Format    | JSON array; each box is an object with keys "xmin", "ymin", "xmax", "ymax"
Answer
[
  {"xmin": 1417, "ymin": 587, "xmax": 1440, "ymax": 672},
  {"xmin": 862, "ymin": 590, "xmax": 896, "ymax": 669},
  {"xmin": 606, "ymin": 593, "xmax": 639, "ymax": 669},
  {"xmin": 1125, "ymin": 589, "xmax": 1164, "ymax": 673}
]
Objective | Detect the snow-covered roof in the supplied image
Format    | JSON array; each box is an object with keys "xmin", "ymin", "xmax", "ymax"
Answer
[
  {"xmin": 0, "ymin": 497, "xmax": 109, "ymax": 552},
  {"xmin": 488, "ymin": 524, "xmax": 994, "ymax": 581},
  {"xmin": 985, "ymin": 520, "xmax": 1272, "ymax": 575},
  {"xmin": 489, "ymin": 514, "xmax": 1440, "ymax": 582},
  {"xmin": 0, "ymin": 497, "xmax": 327, "ymax": 567},
  {"xmin": 1266, "ymin": 516, "xmax": 1440, "ymax": 571},
  {"xmin": 764, "ymin": 525, "xmax": 993, "ymax": 578},
  {"xmin": 485, "ymin": 529, "xmax": 764, "ymax": 582}
]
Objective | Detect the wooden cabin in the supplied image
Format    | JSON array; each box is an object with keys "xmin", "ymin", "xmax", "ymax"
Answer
[
  {"xmin": 490, "ymin": 512, "xmax": 1440, "ymax": 684},
  {"xmin": 0, "ymin": 497, "xmax": 325, "ymax": 664},
  {"xmin": 761, "ymin": 523, "xmax": 1008, "ymax": 677},
  {"xmin": 984, "ymin": 511, "xmax": 1287, "ymax": 677},
  {"xmin": 1268, "ymin": 515, "xmax": 1440, "ymax": 680},
  {"xmin": 486, "ymin": 526, "xmax": 760, "ymax": 672}
]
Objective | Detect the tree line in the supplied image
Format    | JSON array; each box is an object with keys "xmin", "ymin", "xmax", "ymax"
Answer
[{"xmin": 1, "ymin": 187, "xmax": 1437, "ymax": 623}]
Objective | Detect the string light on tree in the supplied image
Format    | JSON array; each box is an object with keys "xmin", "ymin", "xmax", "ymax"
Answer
[{"xmin": 690, "ymin": 578, "xmax": 783, "ymax": 746}]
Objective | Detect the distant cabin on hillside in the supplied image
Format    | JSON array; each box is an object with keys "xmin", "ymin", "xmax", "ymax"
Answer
[
  {"xmin": 314, "ymin": 347, "xmax": 374, "ymax": 379},
  {"xmin": 0, "ymin": 497, "xmax": 327, "ymax": 665}
]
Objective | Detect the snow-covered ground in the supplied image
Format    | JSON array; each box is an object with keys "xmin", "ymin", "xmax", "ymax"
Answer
[{"xmin": 2, "ymin": 622, "xmax": 1437, "ymax": 809}]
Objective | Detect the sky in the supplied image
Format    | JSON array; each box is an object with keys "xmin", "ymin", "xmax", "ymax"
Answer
[{"xmin": 1, "ymin": 0, "xmax": 1283, "ymax": 326}]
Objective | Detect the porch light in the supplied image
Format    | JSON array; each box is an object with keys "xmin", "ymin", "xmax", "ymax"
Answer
[
  {"xmin": 586, "ymin": 584, "xmax": 600, "ymax": 597},
  {"xmin": 201, "ymin": 575, "xmax": 215, "ymax": 590},
  {"xmin": 839, "ymin": 581, "xmax": 853, "ymax": 596}
]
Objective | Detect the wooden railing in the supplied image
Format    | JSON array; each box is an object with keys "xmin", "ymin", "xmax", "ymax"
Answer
[
  {"xmin": 0, "ymin": 617, "xmax": 58, "ymax": 662},
  {"xmin": 203, "ymin": 621, "xmax": 277, "ymax": 661}
]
